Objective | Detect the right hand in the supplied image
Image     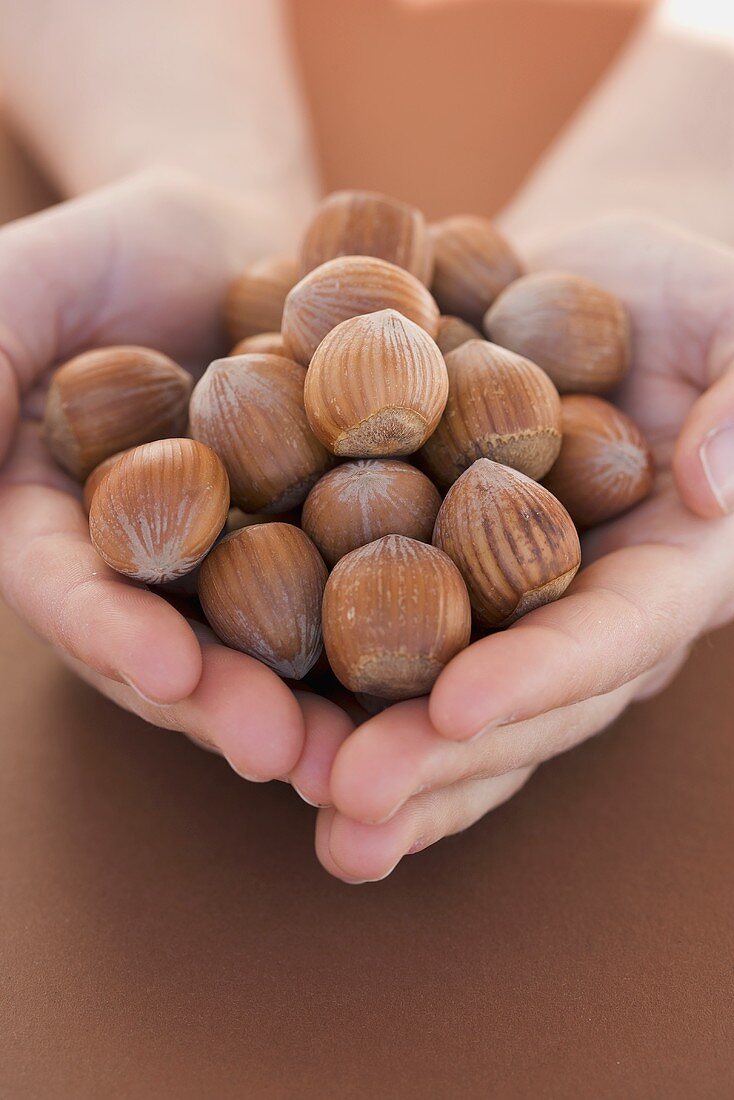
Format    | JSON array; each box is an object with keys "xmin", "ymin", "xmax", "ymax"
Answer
[{"xmin": 0, "ymin": 168, "xmax": 353, "ymax": 797}]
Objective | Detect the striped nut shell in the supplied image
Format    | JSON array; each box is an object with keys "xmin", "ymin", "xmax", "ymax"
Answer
[
  {"xmin": 484, "ymin": 271, "xmax": 630, "ymax": 394},
  {"xmin": 89, "ymin": 438, "xmax": 229, "ymax": 584},
  {"xmin": 229, "ymin": 332, "xmax": 289, "ymax": 357},
  {"xmin": 543, "ymin": 395, "xmax": 654, "ymax": 528},
  {"xmin": 299, "ymin": 189, "xmax": 434, "ymax": 284},
  {"xmin": 302, "ymin": 459, "xmax": 442, "ymax": 566},
  {"xmin": 434, "ymin": 315, "xmax": 483, "ymax": 356},
  {"xmin": 224, "ymin": 255, "xmax": 298, "ymax": 343},
  {"xmin": 44, "ymin": 346, "xmax": 193, "ymax": 480},
  {"xmin": 83, "ymin": 450, "xmax": 131, "ymax": 514},
  {"xmin": 189, "ymin": 353, "xmax": 333, "ymax": 513},
  {"xmin": 322, "ymin": 534, "xmax": 472, "ymax": 701},
  {"xmin": 418, "ymin": 339, "xmax": 562, "ymax": 489},
  {"xmin": 430, "ymin": 215, "xmax": 523, "ymax": 325},
  {"xmin": 198, "ymin": 522, "xmax": 328, "ymax": 679},
  {"xmin": 281, "ymin": 255, "xmax": 439, "ymax": 365},
  {"xmin": 304, "ymin": 309, "xmax": 448, "ymax": 457},
  {"xmin": 433, "ymin": 458, "xmax": 581, "ymax": 630}
]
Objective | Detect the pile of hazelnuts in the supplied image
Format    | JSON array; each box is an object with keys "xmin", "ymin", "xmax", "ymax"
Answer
[{"xmin": 43, "ymin": 190, "xmax": 653, "ymax": 707}]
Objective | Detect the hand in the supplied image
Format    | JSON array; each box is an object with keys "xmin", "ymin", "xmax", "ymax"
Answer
[
  {"xmin": 313, "ymin": 215, "xmax": 734, "ymax": 882},
  {"xmin": 0, "ymin": 168, "xmax": 353, "ymax": 794}
]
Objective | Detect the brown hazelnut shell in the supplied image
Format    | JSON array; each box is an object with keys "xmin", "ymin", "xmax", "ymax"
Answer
[
  {"xmin": 83, "ymin": 450, "xmax": 129, "ymax": 514},
  {"xmin": 433, "ymin": 458, "xmax": 581, "ymax": 630},
  {"xmin": 543, "ymin": 395, "xmax": 654, "ymax": 527},
  {"xmin": 484, "ymin": 271, "xmax": 630, "ymax": 394},
  {"xmin": 430, "ymin": 215, "xmax": 523, "ymax": 325},
  {"xmin": 189, "ymin": 353, "xmax": 333, "ymax": 513},
  {"xmin": 322, "ymin": 534, "xmax": 471, "ymax": 701},
  {"xmin": 198, "ymin": 522, "xmax": 327, "ymax": 680},
  {"xmin": 229, "ymin": 332, "xmax": 288, "ymax": 357},
  {"xmin": 282, "ymin": 255, "xmax": 440, "ymax": 366},
  {"xmin": 435, "ymin": 315, "xmax": 483, "ymax": 356},
  {"xmin": 299, "ymin": 190, "xmax": 433, "ymax": 284},
  {"xmin": 419, "ymin": 339, "xmax": 562, "ymax": 489},
  {"xmin": 304, "ymin": 309, "xmax": 448, "ymax": 457},
  {"xmin": 44, "ymin": 346, "xmax": 192, "ymax": 480},
  {"xmin": 224, "ymin": 255, "xmax": 298, "ymax": 343},
  {"xmin": 302, "ymin": 459, "xmax": 442, "ymax": 566},
  {"xmin": 89, "ymin": 438, "xmax": 229, "ymax": 584}
]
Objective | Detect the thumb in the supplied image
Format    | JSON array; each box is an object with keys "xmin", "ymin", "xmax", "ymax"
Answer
[
  {"xmin": 0, "ymin": 349, "xmax": 20, "ymax": 465},
  {"xmin": 673, "ymin": 331, "xmax": 734, "ymax": 518},
  {"xmin": 0, "ymin": 189, "xmax": 122, "ymax": 463}
]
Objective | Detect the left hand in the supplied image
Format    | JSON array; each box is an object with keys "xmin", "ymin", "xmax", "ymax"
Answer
[{"xmin": 313, "ymin": 214, "xmax": 734, "ymax": 882}]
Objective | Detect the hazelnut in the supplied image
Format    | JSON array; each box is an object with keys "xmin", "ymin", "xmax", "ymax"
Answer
[
  {"xmin": 281, "ymin": 255, "xmax": 440, "ymax": 365},
  {"xmin": 89, "ymin": 439, "xmax": 229, "ymax": 584},
  {"xmin": 189, "ymin": 353, "xmax": 332, "ymax": 513},
  {"xmin": 543, "ymin": 395, "xmax": 654, "ymax": 527},
  {"xmin": 322, "ymin": 534, "xmax": 471, "ymax": 700},
  {"xmin": 435, "ymin": 315, "xmax": 482, "ymax": 356},
  {"xmin": 299, "ymin": 190, "xmax": 433, "ymax": 284},
  {"xmin": 302, "ymin": 459, "xmax": 442, "ymax": 566},
  {"xmin": 224, "ymin": 255, "xmax": 298, "ymax": 343},
  {"xmin": 198, "ymin": 522, "xmax": 327, "ymax": 679},
  {"xmin": 419, "ymin": 339, "xmax": 562, "ymax": 489},
  {"xmin": 83, "ymin": 450, "xmax": 128, "ymax": 514},
  {"xmin": 484, "ymin": 271, "xmax": 630, "ymax": 394},
  {"xmin": 230, "ymin": 332, "xmax": 288, "ymax": 357},
  {"xmin": 433, "ymin": 458, "xmax": 580, "ymax": 630},
  {"xmin": 430, "ymin": 215, "xmax": 523, "ymax": 325},
  {"xmin": 304, "ymin": 309, "xmax": 448, "ymax": 456},
  {"xmin": 44, "ymin": 346, "xmax": 192, "ymax": 480}
]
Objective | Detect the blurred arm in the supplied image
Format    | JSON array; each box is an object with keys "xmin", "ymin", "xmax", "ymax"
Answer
[
  {"xmin": 502, "ymin": 1, "xmax": 734, "ymax": 245},
  {"xmin": 0, "ymin": 0, "xmax": 318, "ymax": 246}
]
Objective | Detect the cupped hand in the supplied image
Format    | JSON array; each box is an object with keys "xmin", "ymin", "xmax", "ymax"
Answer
[
  {"xmin": 315, "ymin": 214, "xmax": 734, "ymax": 882},
  {"xmin": 0, "ymin": 168, "xmax": 354, "ymax": 791}
]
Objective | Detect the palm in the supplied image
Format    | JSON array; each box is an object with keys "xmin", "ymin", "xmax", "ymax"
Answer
[
  {"xmin": 313, "ymin": 216, "xmax": 734, "ymax": 882},
  {"xmin": 0, "ymin": 171, "xmax": 353, "ymax": 796},
  {"xmin": 534, "ymin": 217, "xmax": 734, "ymax": 620}
]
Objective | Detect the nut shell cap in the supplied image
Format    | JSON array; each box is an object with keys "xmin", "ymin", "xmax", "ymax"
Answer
[{"xmin": 304, "ymin": 309, "xmax": 448, "ymax": 457}]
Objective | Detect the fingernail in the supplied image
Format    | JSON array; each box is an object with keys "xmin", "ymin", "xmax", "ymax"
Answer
[
  {"xmin": 224, "ymin": 755, "xmax": 268, "ymax": 782},
  {"xmin": 407, "ymin": 836, "xmax": 429, "ymax": 855},
  {"xmin": 700, "ymin": 425, "xmax": 734, "ymax": 514},
  {"xmin": 292, "ymin": 782, "xmax": 328, "ymax": 808},
  {"xmin": 122, "ymin": 675, "xmax": 163, "ymax": 706},
  {"xmin": 361, "ymin": 861, "xmax": 400, "ymax": 884}
]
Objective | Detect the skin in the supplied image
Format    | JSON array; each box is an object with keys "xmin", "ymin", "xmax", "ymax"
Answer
[
  {"xmin": 0, "ymin": 169, "xmax": 355, "ymax": 789},
  {"xmin": 310, "ymin": 215, "xmax": 734, "ymax": 880},
  {"xmin": 0, "ymin": 3, "xmax": 732, "ymax": 879}
]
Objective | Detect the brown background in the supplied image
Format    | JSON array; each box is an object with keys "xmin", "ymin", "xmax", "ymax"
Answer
[
  {"xmin": 291, "ymin": 0, "xmax": 646, "ymax": 216},
  {"xmin": 3, "ymin": 2, "xmax": 734, "ymax": 1098}
]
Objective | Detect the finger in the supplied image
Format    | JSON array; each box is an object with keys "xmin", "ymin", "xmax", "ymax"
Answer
[
  {"xmin": 289, "ymin": 691, "xmax": 355, "ymax": 807},
  {"xmin": 0, "ymin": 477, "xmax": 202, "ymax": 704},
  {"xmin": 674, "ymin": 351, "xmax": 734, "ymax": 517},
  {"xmin": 315, "ymin": 768, "xmax": 533, "ymax": 884},
  {"xmin": 429, "ymin": 542, "xmax": 715, "ymax": 742},
  {"xmin": 65, "ymin": 622, "xmax": 306, "ymax": 781},
  {"xmin": 0, "ymin": 171, "xmax": 242, "ymax": 460},
  {"xmin": 330, "ymin": 677, "xmax": 638, "ymax": 825}
]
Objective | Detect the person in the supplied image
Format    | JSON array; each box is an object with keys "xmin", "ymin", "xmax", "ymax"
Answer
[{"xmin": 0, "ymin": 0, "xmax": 731, "ymax": 883}]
